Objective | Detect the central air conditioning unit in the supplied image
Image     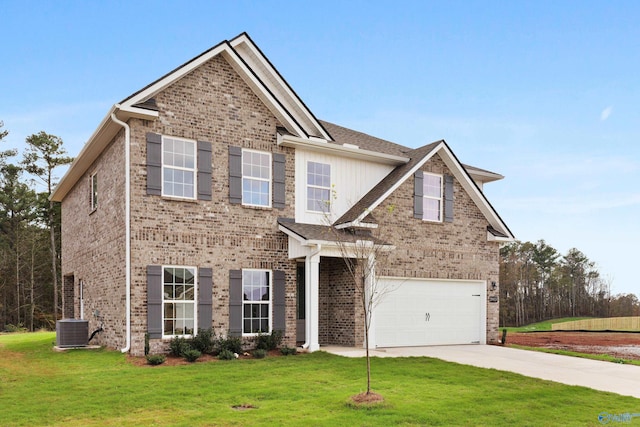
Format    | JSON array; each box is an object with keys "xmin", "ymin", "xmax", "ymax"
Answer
[{"xmin": 56, "ymin": 319, "xmax": 89, "ymax": 347}]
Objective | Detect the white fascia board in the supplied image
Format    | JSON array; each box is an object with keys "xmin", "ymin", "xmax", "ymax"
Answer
[
  {"xmin": 467, "ymin": 168, "xmax": 504, "ymax": 184},
  {"xmin": 351, "ymin": 143, "xmax": 444, "ymax": 224},
  {"xmin": 117, "ymin": 105, "xmax": 159, "ymax": 120},
  {"xmin": 230, "ymin": 35, "xmax": 332, "ymax": 141},
  {"xmin": 487, "ymin": 232, "xmax": 514, "ymax": 242},
  {"xmin": 278, "ymin": 134, "xmax": 409, "ymax": 166},
  {"xmin": 334, "ymin": 221, "xmax": 378, "ymax": 230}
]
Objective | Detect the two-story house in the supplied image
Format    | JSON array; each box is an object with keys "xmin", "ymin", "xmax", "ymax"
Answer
[{"xmin": 51, "ymin": 33, "xmax": 513, "ymax": 356}]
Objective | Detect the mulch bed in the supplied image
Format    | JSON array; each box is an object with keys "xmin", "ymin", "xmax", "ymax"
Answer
[
  {"xmin": 506, "ymin": 331, "xmax": 640, "ymax": 360},
  {"xmin": 129, "ymin": 349, "xmax": 287, "ymax": 367},
  {"xmin": 349, "ymin": 391, "xmax": 385, "ymax": 406}
]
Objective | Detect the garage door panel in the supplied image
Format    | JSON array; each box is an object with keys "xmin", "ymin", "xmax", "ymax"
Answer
[{"xmin": 375, "ymin": 278, "xmax": 484, "ymax": 347}]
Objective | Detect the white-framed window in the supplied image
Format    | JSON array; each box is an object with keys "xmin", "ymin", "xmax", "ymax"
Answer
[
  {"xmin": 306, "ymin": 161, "xmax": 331, "ymax": 213},
  {"xmin": 242, "ymin": 149, "xmax": 271, "ymax": 207},
  {"xmin": 422, "ymin": 173, "xmax": 443, "ymax": 222},
  {"xmin": 162, "ymin": 136, "xmax": 196, "ymax": 199},
  {"xmin": 89, "ymin": 173, "xmax": 98, "ymax": 211},
  {"xmin": 162, "ymin": 266, "xmax": 196, "ymax": 337},
  {"xmin": 242, "ymin": 269, "xmax": 271, "ymax": 335}
]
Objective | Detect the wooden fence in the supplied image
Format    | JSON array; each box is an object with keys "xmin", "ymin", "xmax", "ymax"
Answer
[{"xmin": 552, "ymin": 317, "xmax": 640, "ymax": 331}]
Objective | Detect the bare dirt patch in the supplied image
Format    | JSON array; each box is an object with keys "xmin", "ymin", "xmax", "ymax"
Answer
[
  {"xmin": 348, "ymin": 391, "xmax": 385, "ymax": 407},
  {"xmin": 506, "ymin": 331, "xmax": 640, "ymax": 360}
]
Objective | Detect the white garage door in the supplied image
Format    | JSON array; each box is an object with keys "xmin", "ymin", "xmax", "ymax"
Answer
[{"xmin": 374, "ymin": 278, "xmax": 485, "ymax": 347}]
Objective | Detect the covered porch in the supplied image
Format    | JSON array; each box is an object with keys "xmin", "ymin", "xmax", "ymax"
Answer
[{"xmin": 278, "ymin": 218, "xmax": 391, "ymax": 351}]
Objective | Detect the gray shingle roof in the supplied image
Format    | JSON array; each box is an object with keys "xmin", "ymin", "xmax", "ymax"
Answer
[
  {"xmin": 278, "ymin": 218, "xmax": 389, "ymax": 245},
  {"xmin": 319, "ymin": 120, "xmax": 411, "ymax": 157}
]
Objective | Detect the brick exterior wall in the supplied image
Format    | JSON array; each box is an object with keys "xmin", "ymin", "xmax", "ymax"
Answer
[
  {"xmin": 318, "ymin": 257, "xmax": 365, "ymax": 347},
  {"xmin": 62, "ymin": 274, "xmax": 75, "ymax": 319},
  {"xmin": 127, "ymin": 55, "xmax": 297, "ymax": 356},
  {"xmin": 60, "ymin": 133, "xmax": 127, "ymax": 350},
  {"xmin": 370, "ymin": 154, "xmax": 501, "ymax": 344}
]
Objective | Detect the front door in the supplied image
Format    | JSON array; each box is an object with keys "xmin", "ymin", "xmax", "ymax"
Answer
[{"xmin": 296, "ymin": 264, "xmax": 305, "ymax": 343}]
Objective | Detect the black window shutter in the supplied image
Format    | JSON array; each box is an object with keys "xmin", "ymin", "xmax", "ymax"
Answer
[
  {"xmin": 413, "ymin": 171, "xmax": 424, "ymax": 219},
  {"xmin": 147, "ymin": 265, "xmax": 163, "ymax": 339},
  {"xmin": 197, "ymin": 141, "xmax": 212, "ymax": 201},
  {"xmin": 273, "ymin": 270, "xmax": 286, "ymax": 332},
  {"xmin": 198, "ymin": 268, "xmax": 213, "ymax": 331},
  {"xmin": 146, "ymin": 133, "xmax": 162, "ymax": 196},
  {"xmin": 444, "ymin": 174, "xmax": 454, "ymax": 223},
  {"xmin": 272, "ymin": 153, "xmax": 286, "ymax": 209},
  {"xmin": 228, "ymin": 270, "xmax": 243, "ymax": 336},
  {"xmin": 229, "ymin": 146, "xmax": 242, "ymax": 204}
]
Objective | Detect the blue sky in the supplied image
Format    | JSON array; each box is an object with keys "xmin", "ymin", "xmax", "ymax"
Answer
[{"xmin": 1, "ymin": 1, "xmax": 638, "ymax": 296}]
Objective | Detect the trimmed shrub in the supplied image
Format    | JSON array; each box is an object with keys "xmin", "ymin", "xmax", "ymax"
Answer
[
  {"xmin": 218, "ymin": 349, "xmax": 236, "ymax": 361},
  {"xmin": 217, "ymin": 335, "xmax": 243, "ymax": 354},
  {"xmin": 192, "ymin": 328, "xmax": 216, "ymax": 354},
  {"xmin": 255, "ymin": 330, "xmax": 283, "ymax": 351},
  {"xmin": 146, "ymin": 354, "xmax": 166, "ymax": 366},
  {"xmin": 169, "ymin": 336, "xmax": 192, "ymax": 357},
  {"xmin": 183, "ymin": 349, "xmax": 201, "ymax": 363},
  {"xmin": 252, "ymin": 349, "xmax": 267, "ymax": 359},
  {"xmin": 280, "ymin": 346, "xmax": 297, "ymax": 356}
]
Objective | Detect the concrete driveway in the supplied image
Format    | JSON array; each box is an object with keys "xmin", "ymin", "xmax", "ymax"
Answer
[{"xmin": 322, "ymin": 344, "xmax": 640, "ymax": 399}]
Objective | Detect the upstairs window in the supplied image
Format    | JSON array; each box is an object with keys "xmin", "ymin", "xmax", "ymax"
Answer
[
  {"xmin": 90, "ymin": 173, "xmax": 98, "ymax": 211},
  {"xmin": 162, "ymin": 136, "xmax": 196, "ymax": 199},
  {"xmin": 422, "ymin": 173, "xmax": 443, "ymax": 222},
  {"xmin": 306, "ymin": 161, "xmax": 331, "ymax": 213},
  {"xmin": 242, "ymin": 149, "xmax": 271, "ymax": 207}
]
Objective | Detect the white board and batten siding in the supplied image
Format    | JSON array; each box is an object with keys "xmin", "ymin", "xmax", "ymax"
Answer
[
  {"xmin": 295, "ymin": 150, "xmax": 394, "ymax": 225},
  {"xmin": 374, "ymin": 278, "xmax": 486, "ymax": 348}
]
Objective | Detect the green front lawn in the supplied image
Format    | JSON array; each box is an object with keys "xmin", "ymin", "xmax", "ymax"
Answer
[{"xmin": 1, "ymin": 332, "xmax": 637, "ymax": 426}]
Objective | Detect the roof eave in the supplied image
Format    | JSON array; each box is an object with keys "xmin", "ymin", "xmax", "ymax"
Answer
[
  {"xmin": 50, "ymin": 105, "xmax": 158, "ymax": 202},
  {"xmin": 278, "ymin": 133, "xmax": 409, "ymax": 166},
  {"xmin": 488, "ymin": 232, "xmax": 515, "ymax": 243},
  {"xmin": 467, "ymin": 169, "xmax": 504, "ymax": 184},
  {"xmin": 334, "ymin": 221, "xmax": 378, "ymax": 230}
]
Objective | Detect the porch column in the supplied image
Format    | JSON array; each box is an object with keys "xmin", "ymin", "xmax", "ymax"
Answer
[{"xmin": 305, "ymin": 251, "xmax": 321, "ymax": 352}]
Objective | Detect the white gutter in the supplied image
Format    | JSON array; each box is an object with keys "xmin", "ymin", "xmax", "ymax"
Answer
[
  {"xmin": 111, "ymin": 108, "xmax": 132, "ymax": 353},
  {"xmin": 277, "ymin": 133, "xmax": 409, "ymax": 166}
]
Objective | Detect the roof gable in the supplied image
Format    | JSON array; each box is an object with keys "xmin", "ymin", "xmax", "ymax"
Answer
[
  {"xmin": 120, "ymin": 33, "xmax": 329, "ymax": 139},
  {"xmin": 334, "ymin": 140, "xmax": 513, "ymax": 240}
]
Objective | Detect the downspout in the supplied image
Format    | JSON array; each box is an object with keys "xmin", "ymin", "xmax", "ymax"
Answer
[
  {"xmin": 111, "ymin": 107, "xmax": 131, "ymax": 353},
  {"xmin": 302, "ymin": 244, "xmax": 321, "ymax": 350}
]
